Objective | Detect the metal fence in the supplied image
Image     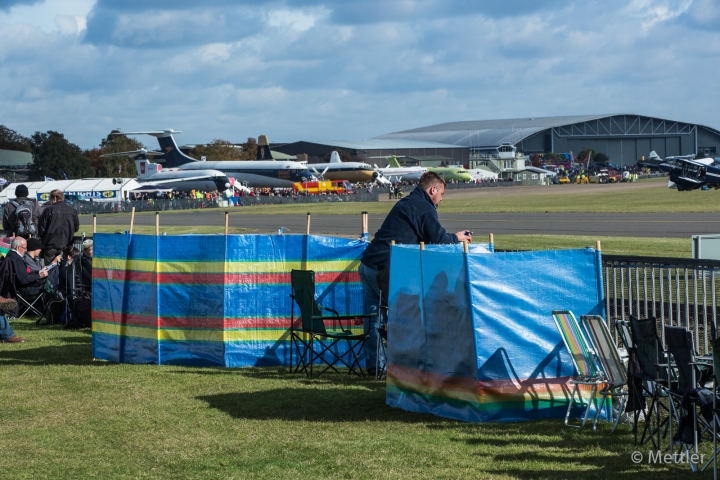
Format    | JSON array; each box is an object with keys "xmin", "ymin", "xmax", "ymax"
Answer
[
  {"xmin": 45, "ymin": 192, "xmax": 380, "ymax": 215},
  {"xmin": 603, "ymin": 254, "xmax": 720, "ymax": 354}
]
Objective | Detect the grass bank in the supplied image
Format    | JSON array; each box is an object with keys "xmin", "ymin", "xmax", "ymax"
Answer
[{"xmin": 0, "ymin": 320, "xmax": 693, "ymax": 479}]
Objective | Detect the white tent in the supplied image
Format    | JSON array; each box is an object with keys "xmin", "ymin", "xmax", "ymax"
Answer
[{"xmin": 0, "ymin": 178, "xmax": 141, "ymax": 204}]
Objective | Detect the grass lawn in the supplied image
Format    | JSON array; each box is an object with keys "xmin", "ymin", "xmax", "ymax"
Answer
[{"xmin": 0, "ymin": 320, "xmax": 699, "ymax": 479}]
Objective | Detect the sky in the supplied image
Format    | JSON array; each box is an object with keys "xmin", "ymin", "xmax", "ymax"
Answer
[{"xmin": 0, "ymin": 0, "xmax": 719, "ymax": 149}]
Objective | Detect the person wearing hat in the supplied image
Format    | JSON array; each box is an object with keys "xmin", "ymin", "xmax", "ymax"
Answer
[{"xmin": 2, "ymin": 184, "xmax": 43, "ymax": 238}]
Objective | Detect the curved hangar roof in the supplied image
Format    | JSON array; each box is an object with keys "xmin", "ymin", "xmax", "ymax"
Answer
[{"xmin": 373, "ymin": 114, "xmax": 716, "ymax": 148}]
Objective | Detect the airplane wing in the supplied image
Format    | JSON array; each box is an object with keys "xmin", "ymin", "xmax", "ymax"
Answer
[
  {"xmin": 139, "ymin": 174, "xmax": 216, "ymax": 185},
  {"xmin": 114, "ymin": 130, "xmax": 182, "ymax": 138},
  {"xmin": 100, "ymin": 149, "xmax": 165, "ymax": 158}
]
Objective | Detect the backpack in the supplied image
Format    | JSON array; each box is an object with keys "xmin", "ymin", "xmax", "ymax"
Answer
[{"xmin": 10, "ymin": 199, "xmax": 37, "ymax": 237}]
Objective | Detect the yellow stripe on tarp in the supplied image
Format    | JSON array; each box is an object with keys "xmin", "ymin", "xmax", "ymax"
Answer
[
  {"xmin": 94, "ymin": 258, "xmax": 359, "ymax": 274},
  {"xmin": 158, "ymin": 329, "xmax": 224, "ymax": 342},
  {"xmin": 94, "ymin": 258, "xmax": 156, "ymax": 272},
  {"xmin": 225, "ymin": 260, "xmax": 359, "ymax": 274},
  {"xmin": 93, "ymin": 321, "xmax": 157, "ymax": 340},
  {"xmin": 386, "ymin": 376, "xmax": 480, "ymax": 405}
]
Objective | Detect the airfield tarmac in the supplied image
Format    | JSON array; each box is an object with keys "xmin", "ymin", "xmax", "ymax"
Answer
[{"xmin": 82, "ymin": 181, "xmax": 717, "ymax": 238}]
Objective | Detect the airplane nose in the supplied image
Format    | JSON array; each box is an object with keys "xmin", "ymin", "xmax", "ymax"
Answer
[{"xmin": 372, "ymin": 171, "xmax": 378, "ymax": 179}]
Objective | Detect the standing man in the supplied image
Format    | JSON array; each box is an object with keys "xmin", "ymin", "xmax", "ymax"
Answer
[
  {"xmin": 38, "ymin": 190, "xmax": 80, "ymax": 265},
  {"xmin": 359, "ymin": 172, "xmax": 472, "ymax": 375},
  {"xmin": 2, "ymin": 184, "xmax": 43, "ymax": 238}
]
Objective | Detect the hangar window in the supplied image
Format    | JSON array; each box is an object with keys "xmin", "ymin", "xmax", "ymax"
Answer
[
  {"xmin": 522, "ymin": 174, "xmax": 527, "ymax": 180},
  {"xmin": 531, "ymin": 174, "xmax": 538, "ymax": 179}
]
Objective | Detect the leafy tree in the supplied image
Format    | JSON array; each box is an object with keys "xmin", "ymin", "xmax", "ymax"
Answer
[
  {"xmin": 94, "ymin": 130, "xmax": 144, "ymax": 177},
  {"xmin": 189, "ymin": 139, "xmax": 245, "ymax": 161},
  {"xmin": 29, "ymin": 131, "xmax": 93, "ymax": 180},
  {"xmin": 529, "ymin": 154, "xmax": 542, "ymax": 168},
  {"xmin": 322, "ymin": 149, "xmax": 352, "ymax": 162},
  {"xmin": 0, "ymin": 125, "xmax": 32, "ymax": 153},
  {"xmin": 239, "ymin": 137, "xmax": 258, "ymax": 160},
  {"xmin": 577, "ymin": 148, "xmax": 611, "ymax": 165}
]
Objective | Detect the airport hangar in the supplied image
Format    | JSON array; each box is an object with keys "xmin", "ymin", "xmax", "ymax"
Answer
[{"xmin": 272, "ymin": 114, "xmax": 720, "ymax": 167}]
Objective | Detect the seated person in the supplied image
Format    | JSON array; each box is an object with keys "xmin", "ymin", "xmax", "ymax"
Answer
[
  {"xmin": 74, "ymin": 240, "xmax": 93, "ymax": 293},
  {"xmin": 7, "ymin": 237, "xmax": 49, "ymax": 296},
  {"xmin": 58, "ymin": 246, "xmax": 79, "ymax": 296}
]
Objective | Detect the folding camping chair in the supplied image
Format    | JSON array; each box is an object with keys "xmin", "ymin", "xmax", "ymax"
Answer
[
  {"xmin": 663, "ymin": 325, "xmax": 712, "ymax": 473},
  {"xmin": 551, "ymin": 310, "xmax": 605, "ymax": 429},
  {"xmin": 582, "ymin": 315, "xmax": 629, "ymax": 433},
  {"xmin": 705, "ymin": 334, "xmax": 720, "ymax": 477},
  {"xmin": 15, "ymin": 290, "xmax": 46, "ymax": 322},
  {"xmin": 629, "ymin": 316, "xmax": 674, "ymax": 450},
  {"xmin": 289, "ymin": 269, "xmax": 375, "ymax": 378},
  {"xmin": 375, "ymin": 267, "xmax": 390, "ymax": 381}
]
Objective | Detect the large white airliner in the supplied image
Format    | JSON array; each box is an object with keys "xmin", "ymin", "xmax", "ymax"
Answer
[{"xmin": 117, "ymin": 130, "xmax": 316, "ymax": 188}]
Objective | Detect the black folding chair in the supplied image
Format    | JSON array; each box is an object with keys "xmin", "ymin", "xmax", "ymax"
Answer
[
  {"xmin": 629, "ymin": 316, "xmax": 673, "ymax": 450},
  {"xmin": 289, "ymin": 269, "xmax": 375, "ymax": 378}
]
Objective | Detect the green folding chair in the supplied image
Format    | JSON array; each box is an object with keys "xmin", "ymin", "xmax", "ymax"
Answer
[
  {"xmin": 289, "ymin": 269, "xmax": 375, "ymax": 378},
  {"xmin": 552, "ymin": 310, "xmax": 605, "ymax": 428},
  {"xmin": 582, "ymin": 315, "xmax": 628, "ymax": 433}
]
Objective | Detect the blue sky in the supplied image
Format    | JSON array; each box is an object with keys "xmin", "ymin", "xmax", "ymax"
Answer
[{"xmin": 0, "ymin": 0, "xmax": 718, "ymax": 149}]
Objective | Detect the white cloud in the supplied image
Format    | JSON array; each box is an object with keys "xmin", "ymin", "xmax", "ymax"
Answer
[{"xmin": 0, "ymin": 0, "xmax": 719, "ymax": 150}]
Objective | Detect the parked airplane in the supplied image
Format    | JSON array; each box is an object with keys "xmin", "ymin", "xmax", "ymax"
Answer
[
  {"xmin": 116, "ymin": 130, "xmax": 316, "ymax": 188},
  {"xmin": 101, "ymin": 149, "xmax": 230, "ymax": 192},
  {"xmin": 373, "ymin": 155, "xmax": 428, "ymax": 182},
  {"xmin": 309, "ymin": 151, "xmax": 379, "ymax": 183},
  {"xmin": 428, "ymin": 166, "xmax": 473, "ymax": 182},
  {"xmin": 657, "ymin": 154, "xmax": 719, "ymax": 191}
]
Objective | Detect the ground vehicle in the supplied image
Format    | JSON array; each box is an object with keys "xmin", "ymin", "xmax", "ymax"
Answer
[
  {"xmin": 558, "ymin": 175, "xmax": 571, "ymax": 184},
  {"xmin": 293, "ymin": 180, "xmax": 353, "ymax": 194},
  {"xmin": 575, "ymin": 174, "xmax": 589, "ymax": 184}
]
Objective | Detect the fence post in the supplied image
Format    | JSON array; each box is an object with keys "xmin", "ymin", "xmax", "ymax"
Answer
[
  {"xmin": 306, "ymin": 212, "xmax": 311, "ymax": 235},
  {"xmin": 93, "ymin": 214, "xmax": 97, "ymax": 234},
  {"xmin": 224, "ymin": 211, "xmax": 229, "ymax": 235},
  {"xmin": 129, "ymin": 207, "xmax": 135, "ymax": 234},
  {"xmin": 155, "ymin": 211, "xmax": 159, "ymax": 236}
]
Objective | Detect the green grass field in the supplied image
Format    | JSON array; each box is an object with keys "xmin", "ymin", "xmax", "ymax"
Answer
[
  {"xmin": 0, "ymin": 321, "xmax": 697, "ymax": 479},
  {"xmin": 4, "ymin": 180, "xmax": 705, "ymax": 478}
]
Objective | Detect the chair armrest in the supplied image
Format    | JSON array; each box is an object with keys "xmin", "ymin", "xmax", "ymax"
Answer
[{"xmin": 319, "ymin": 305, "xmax": 339, "ymax": 316}]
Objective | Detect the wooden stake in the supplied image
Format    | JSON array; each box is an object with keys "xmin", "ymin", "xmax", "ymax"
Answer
[
  {"xmin": 306, "ymin": 212, "xmax": 311, "ymax": 235},
  {"xmin": 596, "ymin": 240, "xmax": 601, "ymax": 251},
  {"xmin": 93, "ymin": 214, "xmax": 97, "ymax": 234},
  {"xmin": 129, "ymin": 207, "xmax": 136, "ymax": 234},
  {"xmin": 463, "ymin": 241, "xmax": 469, "ymax": 253},
  {"xmin": 224, "ymin": 211, "xmax": 229, "ymax": 235},
  {"xmin": 155, "ymin": 211, "xmax": 159, "ymax": 236},
  {"xmin": 390, "ymin": 240, "xmax": 395, "ymax": 246},
  {"xmin": 489, "ymin": 233, "xmax": 494, "ymax": 245},
  {"xmin": 419, "ymin": 242, "xmax": 425, "ymax": 250}
]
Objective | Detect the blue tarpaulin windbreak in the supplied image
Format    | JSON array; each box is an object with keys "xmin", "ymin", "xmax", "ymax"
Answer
[{"xmin": 386, "ymin": 245, "xmax": 606, "ymax": 422}]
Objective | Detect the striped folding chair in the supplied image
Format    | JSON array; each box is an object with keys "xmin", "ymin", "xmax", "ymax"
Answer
[
  {"xmin": 552, "ymin": 310, "xmax": 605, "ymax": 428},
  {"xmin": 582, "ymin": 315, "xmax": 628, "ymax": 433}
]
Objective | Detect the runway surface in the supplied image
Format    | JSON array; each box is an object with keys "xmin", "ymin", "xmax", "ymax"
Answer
[{"xmin": 85, "ymin": 210, "xmax": 720, "ymax": 238}]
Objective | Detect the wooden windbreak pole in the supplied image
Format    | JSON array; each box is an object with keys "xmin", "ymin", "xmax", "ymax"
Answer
[
  {"xmin": 489, "ymin": 233, "xmax": 494, "ymax": 245},
  {"xmin": 129, "ymin": 207, "xmax": 136, "ymax": 234},
  {"xmin": 155, "ymin": 211, "xmax": 159, "ymax": 236},
  {"xmin": 596, "ymin": 240, "xmax": 601, "ymax": 251},
  {"xmin": 419, "ymin": 242, "xmax": 425, "ymax": 250},
  {"xmin": 224, "ymin": 211, "xmax": 229, "ymax": 235},
  {"xmin": 391, "ymin": 240, "xmax": 395, "ymax": 246},
  {"xmin": 93, "ymin": 214, "xmax": 97, "ymax": 234},
  {"xmin": 306, "ymin": 212, "xmax": 311, "ymax": 235},
  {"xmin": 463, "ymin": 240, "xmax": 469, "ymax": 253}
]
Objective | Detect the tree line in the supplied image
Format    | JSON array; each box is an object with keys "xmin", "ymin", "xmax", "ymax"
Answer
[{"xmin": 0, "ymin": 125, "xmax": 258, "ymax": 181}]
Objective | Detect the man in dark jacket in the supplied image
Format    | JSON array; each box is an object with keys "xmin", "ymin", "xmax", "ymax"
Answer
[
  {"xmin": 359, "ymin": 172, "xmax": 472, "ymax": 374},
  {"xmin": 2, "ymin": 184, "xmax": 43, "ymax": 238},
  {"xmin": 38, "ymin": 190, "xmax": 79, "ymax": 264},
  {"xmin": 7, "ymin": 237, "xmax": 48, "ymax": 295}
]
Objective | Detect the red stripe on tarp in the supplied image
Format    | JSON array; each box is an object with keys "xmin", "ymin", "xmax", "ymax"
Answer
[
  {"xmin": 94, "ymin": 269, "xmax": 155, "ymax": 283},
  {"xmin": 92, "ymin": 310, "xmax": 158, "ymax": 327},
  {"xmin": 159, "ymin": 316, "xmax": 225, "ymax": 329}
]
